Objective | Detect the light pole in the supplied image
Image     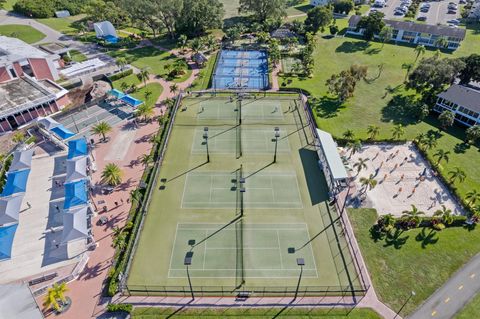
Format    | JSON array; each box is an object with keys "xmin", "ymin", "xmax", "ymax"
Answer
[
  {"xmin": 273, "ymin": 127, "xmax": 280, "ymax": 163},
  {"xmin": 293, "ymin": 258, "xmax": 305, "ymax": 301},
  {"xmin": 203, "ymin": 127, "xmax": 209, "ymax": 163},
  {"xmin": 184, "ymin": 251, "xmax": 195, "ymax": 300},
  {"xmin": 394, "ymin": 290, "xmax": 415, "ymax": 318},
  {"xmin": 239, "ymin": 177, "xmax": 245, "ymax": 216}
]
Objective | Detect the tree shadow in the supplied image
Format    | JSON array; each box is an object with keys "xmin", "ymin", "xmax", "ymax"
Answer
[
  {"xmin": 335, "ymin": 41, "xmax": 371, "ymax": 53},
  {"xmin": 383, "ymin": 229, "xmax": 409, "ymax": 249},
  {"xmin": 364, "ymin": 47, "xmax": 381, "ymax": 55},
  {"xmin": 381, "ymin": 94, "xmax": 420, "ymax": 126},
  {"xmin": 369, "ymin": 225, "xmax": 386, "ymax": 243},
  {"xmin": 454, "ymin": 142, "xmax": 471, "ymax": 154},
  {"xmin": 415, "ymin": 227, "xmax": 439, "ymax": 249},
  {"xmin": 311, "ymin": 96, "xmax": 344, "ymax": 119}
]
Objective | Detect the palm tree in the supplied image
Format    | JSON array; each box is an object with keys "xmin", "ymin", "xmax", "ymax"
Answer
[
  {"xmin": 343, "ymin": 129, "xmax": 355, "ymax": 140},
  {"xmin": 169, "ymin": 83, "xmax": 179, "ymax": 95},
  {"xmin": 189, "ymin": 37, "xmax": 203, "ymax": 54},
  {"xmin": 402, "ymin": 62, "xmax": 414, "ymax": 81},
  {"xmin": 112, "ymin": 231, "xmax": 126, "ymax": 251},
  {"xmin": 102, "ymin": 163, "xmax": 123, "ymax": 186},
  {"xmin": 136, "ymin": 103, "xmax": 155, "ymax": 122},
  {"xmin": 424, "ymin": 135, "xmax": 438, "ymax": 150},
  {"xmin": 178, "ymin": 34, "xmax": 188, "ymax": 51},
  {"xmin": 379, "ymin": 213, "xmax": 395, "ymax": 233},
  {"xmin": 347, "ymin": 139, "xmax": 362, "ymax": 158},
  {"xmin": 359, "ymin": 174, "xmax": 377, "ymax": 192},
  {"xmin": 353, "ymin": 157, "xmax": 369, "ymax": 175},
  {"xmin": 367, "ymin": 125, "xmax": 380, "ymax": 140},
  {"xmin": 43, "ymin": 283, "xmax": 69, "ymax": 312},
  {"xmin": 433, "ymin": 149, "xmax": 450, "ymax": 166},
  {"xmin": 120, "ymin": 81, "xmax": 129, "ymax": 92},
  {"xmin": 435, "ymin": 205, "xmax": 453, "ymax": 225},
  {"xmin": 43, "ymin": 288, "xmax": 60, "ymax": 312},
  {"xmin": 434, "ymin": 36, "xmax": 449, "ymax": 49},
  {"xmin": 391, "ymin": 124, "xmax": 405, "ymax": 140},
  {"xmin": 140, "ymin": 154, "xmax": 153, "ymax": 167},
  {"xmin": 136, "ymin": 68, "xmax": 150, "ymax": 87},
  {"xmin": 402, "ymin": 204, "xmax": 425, "ymax": 226},
  {"xmin": 12, "ymin": 131, "xmax": 25, "ymax": 144},
  {"xmin": 116, "ymin": 57, "xmax": 127, "ymax": 71},
  {"xmin": 466, "ymin": 190, "xmax": 480, "ymax": 206},
  {"xmin": 414, "ymin": 45, "xmax": 426, "ymax": 62},
  {"xmin": 91, "ymin": 121, "xmax": 112, "ymax": 142},
  {"xmin": 448, "ymin": 167, "xmax": 466, "ymax": 184}
]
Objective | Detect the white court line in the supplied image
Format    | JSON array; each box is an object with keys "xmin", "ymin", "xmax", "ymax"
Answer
[
  {"xmin": 209, "ymin": 175, "xmax": 213, "ymax": 203},
  {"xmin": 170, "ymin": 268, "xmax": 317, "ymax": 271},
  {"xmin": 276, "ymin": 230, "xmax": 284, "ymax": 270},
  {"xmin": 168, "ymin": 275, "xmax": 319, "ymax": 279},
  {"xmin": 203, "ymin": 229, "xmax": 207, "ymax": 270},
  {"xmin": 305, "ymin": 226, "xmax": 319, "ymax": 278},
  {"xmin": 167, "ymin": 223, "xmax": 180, "ymax": 278},
  {"xmin": 205, "ymin": 247, "xmax": 284, "ymax": 250}
]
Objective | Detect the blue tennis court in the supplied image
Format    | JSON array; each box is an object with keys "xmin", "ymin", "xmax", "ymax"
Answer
[{"xmin": 213, "ymin": 50, "xmax": 269, "ymax": 90}]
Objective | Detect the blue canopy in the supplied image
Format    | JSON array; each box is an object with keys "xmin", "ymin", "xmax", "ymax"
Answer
[
  {"xmin": 121, "ymin": 95, "xmax": 144, "ymax": 107},
  {"xmin": 1, "ymin": 169, "xmax": 30, "ymax": 197},
  {"xmin": 0, "ymin": 224, "xmax": 18, "ymax": 261},
  {"xmin": 104, "ymin": 35, "xmax": 119, "ymax": 44},
  {"xmin": 64, "ymin": 179, "xmax": 88, "ymax": 209},
  {"xmin": 67, "ymin": 138, "xmax": 88, "ymax": 159},
  {"xmin": 51, "ymin": 125, "xmax": 75, "ymax": 140},
  {"xmin": 108, "ymin": 89, "xmax": 125, "ymax": 99}
]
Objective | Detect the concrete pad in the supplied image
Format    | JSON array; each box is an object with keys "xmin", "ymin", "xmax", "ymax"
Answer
[
  {"xmin": 103, "ymin": 127, "xmax": 137, "ymax": 161},
  {"xmin": 347, "ymin": 143, "xmax": 463, "ymax": 217}
]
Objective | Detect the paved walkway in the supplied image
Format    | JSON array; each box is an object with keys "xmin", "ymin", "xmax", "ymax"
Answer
[{"xmin": 408, "ymin": 253, "xmax": 480, "ymax": 319}]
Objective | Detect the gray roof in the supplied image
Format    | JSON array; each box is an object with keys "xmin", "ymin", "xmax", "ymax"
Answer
[
  {"xmin": 0, "ymin": 195, "xmax": 23, "ymax": 225},
  {"xmin": 61, "ymin": 206, "xmax": 89, "ymax": 243},
  {"xmin": 348, "ymin": 15, "xmax": 467, "ymax": 39},
  {"xmin": 36, "ymin": 116, "xmax": 60, "ymax": 130},
  {"xmin": 316, "ymin": 129, "xmax": 349, "ymax": 180},
  {"xmin": 0, "ymin": 36, "xmax": 57, "ymax": 67},
  {"xmin": 65, "ymin": 156, "xmax": 88, "ymax": 183},
  {"xmin": 9, "ymin": 149, "xmax": 34, "ymax": 172},
  {"xmin": 438, "ymin": 84, "xmax": 480, "ymax": 113},
  {"xmin": 0, "ymin": 283, "xmax": 43, "ymax": 319}
]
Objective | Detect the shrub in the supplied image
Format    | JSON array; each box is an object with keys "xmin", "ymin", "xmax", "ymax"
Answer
[
  {"xmin": 13, "ymin": 0, "xmax": 85, "ymax": 18},
  {"xmin": 107, "ymin": 303, "xmax": 133, "ymax": 313},
  {"xmin": 108, "ymin": 69, "xmax": 133, "ymax": 82}
]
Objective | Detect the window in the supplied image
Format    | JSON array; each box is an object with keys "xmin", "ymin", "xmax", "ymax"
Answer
[{"xmin": 8, "ymin": 67, "xmax": 17, "ymax": 78}]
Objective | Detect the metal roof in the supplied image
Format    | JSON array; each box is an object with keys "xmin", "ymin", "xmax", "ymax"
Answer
[
  {"xmin": 438, "ymin": 84, "xmax": 480, "ymax": 113},
  {"xmin": 316, "ymin": 129, "xmax": 349, "ymax": 180}
]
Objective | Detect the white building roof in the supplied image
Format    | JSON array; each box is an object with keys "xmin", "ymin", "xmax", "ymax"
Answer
[
  {"xmin": 316, "ymin": 129, "xmax": 349, "ymax": 180},
  {"xmin": 0, "ymin": 36, "xmax": 58, "ymax": 67}
]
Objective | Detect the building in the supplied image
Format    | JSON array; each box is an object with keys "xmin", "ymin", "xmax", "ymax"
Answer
[
  {"xmin": 434, "ymin": 84, "xmax": 480, "ymax": 127},
  {"xmin": 468, "ymin": 0, "xmax": 480, "ymax": 21},
  {"xmin": 0, "ymin": 36, "xmax": 69, "ymax": 132},
  {"xmin": 310, "ymin": 0, "xmax": 330, "ymax": 6},
  {"xmin": 347, "ymin": 15, "xmax": 466, "ymax": 50}
]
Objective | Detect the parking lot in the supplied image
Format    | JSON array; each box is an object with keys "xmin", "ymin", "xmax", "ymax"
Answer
[{"xmin": 371, "ymin": 0, "xmax": 461, "ymax": 25}]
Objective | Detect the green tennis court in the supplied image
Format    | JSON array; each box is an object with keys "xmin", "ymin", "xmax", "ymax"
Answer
[
  {"xmin": 182, "ymin": 171, "xmax": 303, "ymax": 209},
  {"xmin": 194, "ymin": 99, "xmax": 284, "ymax": 122},
  {"xmin": 169, "ymin": 223, "xmax": 317, "ymax": 278}
]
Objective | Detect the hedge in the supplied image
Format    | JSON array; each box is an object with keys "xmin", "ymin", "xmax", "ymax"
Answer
[
  {"xmin": 0, "ymin": 155, "xmax": 14, "ymax": 194},
  {"xmin": 107, "ymin": 303, "xmax": 132, "ymax": 313},
  {"xmin": 108, "ymin": 69, "xmax": 133, "ymax": 82}
]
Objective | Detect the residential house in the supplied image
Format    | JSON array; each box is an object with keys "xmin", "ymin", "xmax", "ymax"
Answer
[{"xmin": 434, "ymin": 84, "xmax": 480, "ymax": 127}]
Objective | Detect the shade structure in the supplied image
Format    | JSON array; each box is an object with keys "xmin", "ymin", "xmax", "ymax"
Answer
[
  {"xmin": 9, "ymin": 149, "xmax": 34, "ymax": 172},
  {"xmin": 37, "ymin": 117, "xmax": 60, "ymax": 130},
  {"xmin": 121, "ymin": 95, "xmax": 144, "ymax": 107},
  {"xmin": 108, "ymin": 89, "xmax": 125, "ymax": 99},
  {"xmin": 1, "ymin": 169, "xmax": 30, "ymax": 197},
  {"xmin": 0, "ymin": 224, "xmax": 18, "ymax": 260},
  {"xmin": 63, "ymin": 179, "xmax": 88, "ymax": 209},
  {"xmin": 51, "ymin": 125, "xmax": 75, "ymax": 140},
  {"xmin": 93, "ymin": 21, "xmax": 117, "ymax": 38},
  {"xmin": 67, "ymin": 138, "xmax": 88, "ymax": 159},
  {"xmin": 0, "ymin": 195, "xmax": 23, "ymax": 225},
  {"xmin": 65, "ymin": 157, "xmax": 88, "ymax": 183},
  {"xmin": 61, "ymin": 206, "xmax": 89, "ymax": 243}
]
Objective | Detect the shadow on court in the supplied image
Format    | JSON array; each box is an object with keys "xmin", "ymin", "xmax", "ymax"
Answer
[
  {"xmin": 299, "ymin": 148, "xmax": 329, "ymax": 205},
  {"xmin": 165, "ymin": 161, "xmax": 208, "ymax": 184}
]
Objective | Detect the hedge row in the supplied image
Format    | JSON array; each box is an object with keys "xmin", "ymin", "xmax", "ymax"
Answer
[
  {"xmin": 108, "ymin": 69, "xmax": 133, "ymax": 82},
  {"xmin": 106, "ymin": 303, "xmax": 132, "ymax": 313},
  {"xmin": 0, "ymin": 155, "xmax": 14, "ymax": 194},
  {"xmin": 395, "ymin": 215, "xmax": 468, "ymax": 229}
]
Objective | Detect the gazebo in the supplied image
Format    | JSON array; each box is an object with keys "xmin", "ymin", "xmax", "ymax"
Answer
[
  {"xmin": 63, "ymin": 179, "xmax": 88, "ymax": 210},
  {"xmin": 65, "ymin": 157, "xmax": 88, "ymax": 183}
]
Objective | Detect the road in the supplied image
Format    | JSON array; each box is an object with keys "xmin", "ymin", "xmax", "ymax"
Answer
[{"xmin": 408, "ymin": 253, "xmax": 480, "ymax": 319}]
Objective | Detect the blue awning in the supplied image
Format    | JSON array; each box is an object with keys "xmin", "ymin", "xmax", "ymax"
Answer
[
  {"xmin": 108, "ymin": 89, "xmax": 125, "ymax": 99},
  {"xmin": 121, "ymin": 95, "xmax": 144, "ymax": 107},
  {"xmin": 0, "ymin": 224, "xmax": 18, "ymax": 261},
  {"xmin": 64, "ymin": 179, "xmax": 88, "ymax": 209},
  {"xmin": 51, "ymin": 125, "xmax": 76, "ymax": 140},
  {"xmin": 67, "ymin": 138, "xmax": 88, "ymax": 159},
  {"xmin": 1, "ymin": 169, "xmax": 30, "ymax": 197}
]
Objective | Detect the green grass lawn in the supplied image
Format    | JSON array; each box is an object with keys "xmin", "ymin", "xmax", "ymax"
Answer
[
  {"xmin": 2, "ymin": 0, "xmax": 16, "ymax": 10},
  {"xmin": 0, "ymin": 24, "xmax": 45, "ymax": 43},
  {"xmin": 108, "ymin": 47, "xmax": 192, "ymax": 83},
  {"xmin": 219, "ymin": 0, "xmax": 241, "ymax": 19},
  {"xmin": 112, "ymin": 75, "xmax": 163, "ymax": 108},
  {"xmin": 286, "ymin": 0, "xmax": 312, "ymax": 16},
  {"xmin": 280, "ymin": 21, "xmax": 480, "ymax": 204},
  {"xmin": 455, "ymin": 292, "xmax": 480, "ymax": 319},
  {"xmin": 348, "ymin": 208, "xmax": 480, "ymax": 316},
  {"xmin": 132, "ymin": 307, "xmax": 382, "ymax": 318},
  {"xmin": 190, "ymin": 52, "xmax": 218, "ymax": 91},
  {"xmin": 69, "ymin": 50, "xmax": 87, "ymax": 62},
  {"xmin": 37, "ymin": 15, "xmax": 86, "ymax": 35}
]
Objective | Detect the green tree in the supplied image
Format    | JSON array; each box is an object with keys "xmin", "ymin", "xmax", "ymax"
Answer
[
  {"xmin": 438, "ymin": 110, "xmax": 455, "ymax": 129},
  {"xmin": 102, "ymin": 163, "xmax": 123, "ymax": 186},
  {"xmin": 120, "ymin": 81, "xmax": 129, "ymax": 92},
  {"xmin": 169, "ymin": 83, "xmax": 179, "ymax": 94},
  {"xmin": 448, "ymin": 167, "xmax": 466, "ymax": 184},
  {"xmin": 144, "ymin": 90, "xmax": 152, "ymax": 101},
  {"xmin": 112, "ymin": 230, "xmax": 127, "ymax": 251},
  {"xmin": 140, "ymin": 153, "xmax": 154, "ymax": 167},
  {"xmin": 424, "ymin": 135, "xmax": 438, "ymax": 150},
  {"xmin": 465, "ymin": 125, "xmax": 480, "ymax": 144},
  {"xmin": 353, "ymin": 157, "xmax": 368, "ymax": 175},
  {"xmin": 12, "ymin": 131, "xmax": 26, "ymax": 144},
  {"xmin": 176, "ymin": 0, "xmax": 224, "ymax": 37},
  {"xmin": 333, "ymin": 0, "xmax": 354, "ymax": 14},
  {"xmin": 434, "ymin": 36, "xmax": 449, "ymax": 49},
  {"xmin": 268, "ymin": 39, "xmax": 281, "ymax": 66},
  {"xmin": 347, "ymin": 139, "xmax": 362, "ymax": 158},
  {"xmin": 433, "ymin": 149, "xmax": 450, "ymax": 166},
  {"xmin": 239, "ymin": 0, "xmax": 286, "ymax": 21},
  {"xmin": 136, "ymin": 68, "xmax": 150, "ymax": 87},
  {"xmin": 357, "ymin": 11, "xmax": 385, "ymax": 41},
  {"xmin": 378, "ymin": 213, "xmax": 395, "ymax": 233},
  {"xmin": 414, "ymin": 45, "xmax": 426, "ymax": 63},
  {"xmin": 459, "ymin": 54, "xmax": 480, "ymax": 84},
  {"xmin": 43, "ymin": 283, "xmax": 69, "ymax": 312},
  {"xmin": 116, "ymin": 57, "xmax": 127, "ymax": 71},
  {"xmin": 402, "ymin": 204, "xmax": 425, "ymax": 226},
  {"xmin": 304, "ymin": 6, "xmax": 333, "ymax": 34},
  {"xmin": 343, "ymin": 129, "xmax": 355, "ymax": 140},
  {"xmin": 136, "ymin": 103, "xmax": 155, "ymax": 122},
  {"xmin": 329, "ymin": 24, "xmax": 339, "ymax": 36},
  {"xmin": 466, "ymin": 190, "xmax": 480, "ymax": 207},
  {"xmin": 391, "ymin": 124, "xmax": 405, "ymax": 140},
  {"xmin": 189, "ymin": 37, "xmax": 204, "ymax": 53},
  {"xmin": 367, "ymin": 125, "xmax": 380, "ymax": 140},
  {"xmin": 178, "ymin": 34, "xmax": 188, "ymax": 50},
  {"xmin": 402, "ymin": 62, "xmax": 414, "ymax": 81},
  {"xmin": 359, "ymin": 174, "xmax": 377, "ymax": 192},
  {"xmin": 379, "ymin": 26, "xmax": 393, "ymax": 48},
  {"xmin": 91, "ymin": 121, "xmax": 112, "ymax": 142}
]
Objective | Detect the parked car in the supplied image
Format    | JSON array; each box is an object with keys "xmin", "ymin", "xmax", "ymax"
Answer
[
  {"xmin": 447, "ymin": 19, "xmax": 460, "ymax": 24},
  {"xmin": 447, "ymin": 8, "xmax": 457, "ymax": 13},
  {"xmin": 459, "ymin": 0, "xmax": 466, "ymax": 4},
  {"xmin": 448, "ymin": 3, "xmax": 458, "ymax": 9},
  {"xmin": 420, "ymin": 6, "xmax": 430, "ymax": 12},
  {"xmin": 394, "ymin": 9, "xmax": 406, "ymax": 15},
  {"xmin": 417, "ymin": 15, "xmax": 428, "ymax": 21}
]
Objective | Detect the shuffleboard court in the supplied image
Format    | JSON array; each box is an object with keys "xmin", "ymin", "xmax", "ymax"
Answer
[
  {"xmin": 182, "ymin": 171, "xmax": 303, "ymax": 209},
  {"xmin": 168, "ymin": 223, "xmax": 317, "ymax": 278}
]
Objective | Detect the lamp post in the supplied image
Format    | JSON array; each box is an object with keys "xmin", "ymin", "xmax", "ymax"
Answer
[
  {"xmin": 293, "ymin": 258, "xmax": 305, "ymax": 301},
  {"xmin": 273, "ymin": 127, "xmax": 280, "ymax": 163},
  {"xmin": 184, "ymin": 251, "xmax": 195, "ymax": 300},
  {"xmin": 394, "ymin": 290, "xmax": 415, "ymax": 318},
  {"xmin": 203, "ymin": 127, "xmax": 209, "ymax": 163},
  {"xmin": 239, "ymin": 177, "xmax": 246, "ymax": 216}
]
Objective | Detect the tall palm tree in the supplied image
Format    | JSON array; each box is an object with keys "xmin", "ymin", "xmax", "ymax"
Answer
[
  {"xmin": 136, "ymin": 68, "xmax": 150, "ymax": 87},
  {"xmin": 102, "ymin": 163, "xmax": 123, "ymax": 186},
  {"xmin": 144, "ymin": 90, "xmax": 152, "ymax": 101},
  {"xmin": 169, "ymin": 83, "xmax": 179, "ymax": 94},
  {"xmin": 343, "ymin": 129, "xmax": 355, "ymax": 140},
  {"xmin": 448, "ymin": 167, "xmax": 466, "ymax": 184},
  {"xmin": 379, "ymin": 213, "xmax": 395, "ymax": 232},
  {"xmin": 140, "ymin": 154, "xmax": 153, "ymax": 167},
  {"xmin": 367, "ymin": 125, "xmax": 380, "ymax": 140},
  {"xmin": 433, "ymin": 149, "xmax": 450, "ymax": 166},
  {"xmin": 402, "ymin": 62, "xmax": 414, "ymax": 81},
  {"xmin": 391, "ymin": 124, "xmax": 405, "ymax": 140},
  {"xmin": 136, "ymin": 103, "xmax": 155, "ymax": 122},
  {"xmin": 435, "ymin": 205, "xmax": 453, "ymax": 225},
  {"xmin": 347, "ymin": 139, "xmax": 362, "ymax": 158},
  {"xmin": 120, "ymin": 81, "xmax": 129, "ymax": 92},
  {"xmin": 402, "ymin": 204, "xmax": 425, "ymax": 226},
  {"xmin": 12, "ymin": 131, "xmax": 25, "ymax": 144},
  {"xmin": 434, "ymin": 36, "xmax": 449, "ymax": 49},
  {"xmin": 112, "ymin": 231, "xmax": 127, "ymax": 251},
  {"xmin": 466, "ymin": 190, "xmax": 480, "ymax": 206},
  {"xmin": 178, "ymin": 34, "xmax": 188, "ymax": 51},
  {"xmin": 116, "ymin": 57, "xmax": 127, "ymax": 71},
  {"xmin": 414, "ymin": 45, "xmax": 426, "ymax": 62},
  {"xmin": 43, "ymin": 283, "xmax": 69, "ymax": 312},
  {"xmin": 353, "ymin": 157, "xmax": 369, "ymax": 175},
  {"xmin": 359, "ymin": 174, "xmax": 377, "ymax": 192},
  {"xmin": 424, "ymin": 135, "xmax": 438, "ymax": 150},
  {"xmin": 189, "ymin": 37, "xmax": 203, "ymax": 54},
  {"xmin": 91, "ymin": 121, "xmax": 112, "ymax": 142}
]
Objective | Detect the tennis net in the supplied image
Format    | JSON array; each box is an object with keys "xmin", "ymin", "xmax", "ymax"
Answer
[{"xmin": 235, "ymin": 218, "xmax": 244, "ymax": 288}]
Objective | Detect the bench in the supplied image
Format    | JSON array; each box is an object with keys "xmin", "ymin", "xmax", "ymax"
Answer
[{"xmin": 28, "ymin": 272, "xmax": 57, "ymax": 286}]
